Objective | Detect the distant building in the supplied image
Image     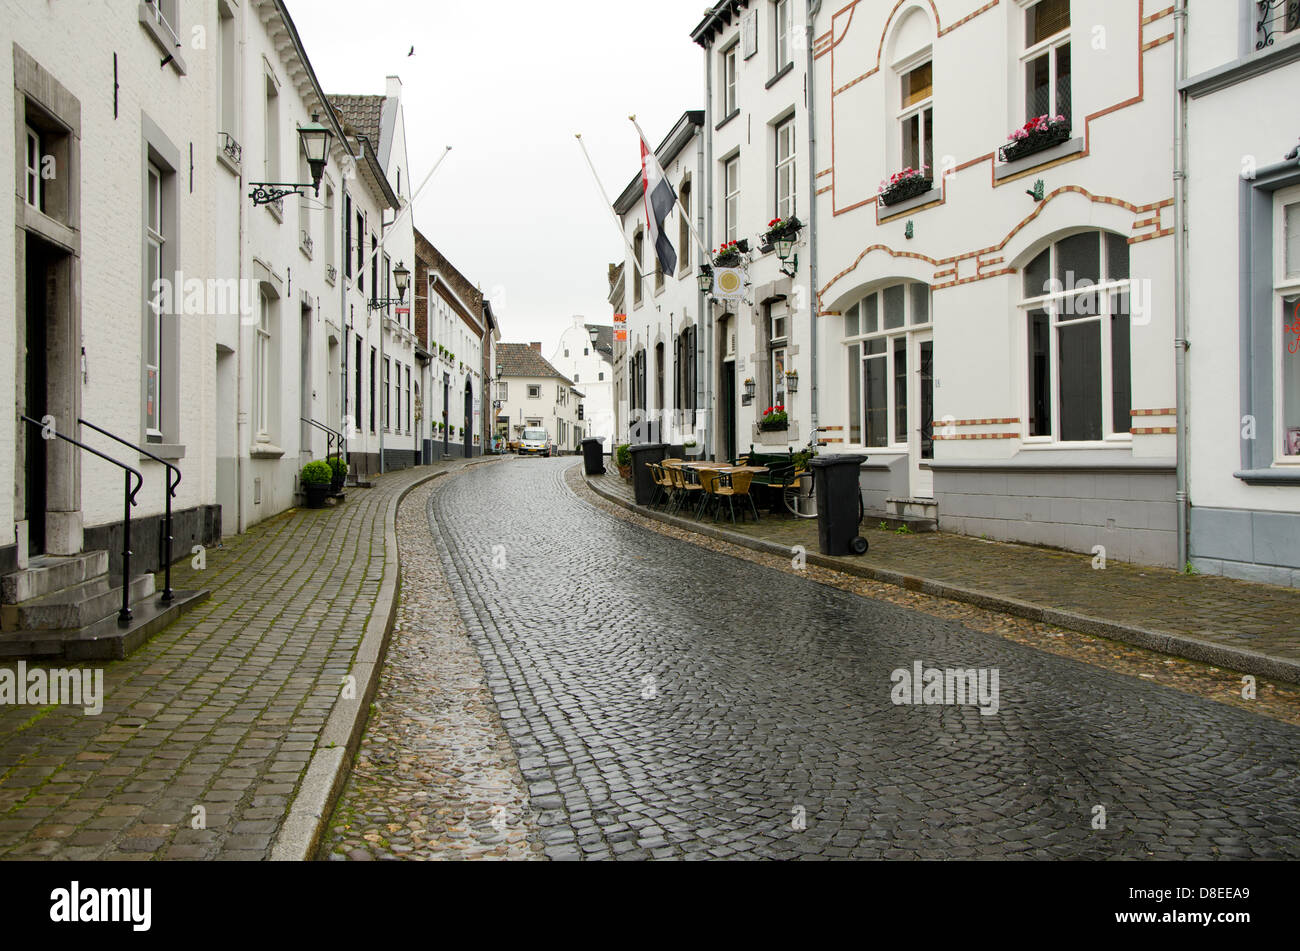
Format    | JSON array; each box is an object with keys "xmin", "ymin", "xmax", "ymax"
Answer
[
  {"xmin": 496, "ymin": 344, "xmax": 585, "ymax": 454},
  {"xmin": 549, "ymin": 317, "xmax": 614, "ymax": 449}
]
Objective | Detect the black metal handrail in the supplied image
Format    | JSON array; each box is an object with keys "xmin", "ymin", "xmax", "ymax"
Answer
[
  {"xmin": 20, "ymin": 415, "xmax": 143, "ymax": 625},
  {"xmin": 79, "ymin": 418, "xmax": 181, "ymax": 604},
  {"xmin": 301, "ymin": 418, "xmax": 345, "ymax": 462}
]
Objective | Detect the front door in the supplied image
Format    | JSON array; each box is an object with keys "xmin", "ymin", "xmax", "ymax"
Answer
[
  {"xmin": 23, "ymin": 236, "xmax": 51, "ymax": 555},
  {"xmin": 463, "ymin": 381, "xmax": 473, "ymax": 457},
  {"xmin": 910, "ymin": 332, "xmax": 935, "ymax": 498},
  {"xmin": 721, "ymin": 359, "xmax": 736, "ymax": 463}
]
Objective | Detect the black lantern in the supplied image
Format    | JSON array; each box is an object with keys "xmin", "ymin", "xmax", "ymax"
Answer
[
  {"xmin": 744, "ymin": 378, "xmax": 757, "ymax": 399},
  {"xmin": 697, "ymin": 267, "xmax": 714, "ymax": 293},
  {"xmin": 250, "ymin": 113, "xmax": 334, "ymax": 206},
  {"xmin": 588, "ymin": 326, "xmax": 600, "ymax": 347},
  {"xmin": 368, "ymin": 260, "xmax": 411, "ymax": 312}
]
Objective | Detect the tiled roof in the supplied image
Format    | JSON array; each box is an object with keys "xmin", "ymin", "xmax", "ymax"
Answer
[
  {"xmin": 498, "ymin": 344, "xmax": 575, "ymax": 386},
  {"xmin": 329, "ymin": 94, "xmax": 384, "ymax": 144}
]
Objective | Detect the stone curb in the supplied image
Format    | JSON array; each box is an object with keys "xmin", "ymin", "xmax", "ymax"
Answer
[
  {"xmin": 582, "ymin": 470, "xmax": 1300, "ymax": 687},
  {"xmin": 270, "ymin": 456, "xmax": 508, "ymax": 862}
]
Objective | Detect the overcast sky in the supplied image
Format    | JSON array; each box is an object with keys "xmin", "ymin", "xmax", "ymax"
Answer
[{"xmin": 286, "ymin": 0, "xmax": 707, "ymax": 355}]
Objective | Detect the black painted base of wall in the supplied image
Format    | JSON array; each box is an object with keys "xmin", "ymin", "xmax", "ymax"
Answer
[
  {"xmin": 383, "ymin": 449, "xmax": 420, "ymax": 471},
  {"xmin": 84, "ymin": 505, "xmax": 223, "ymax": 585},
  {"xmin": 0, "ymin": 544, "xmax": 16, "ymax": 578}
]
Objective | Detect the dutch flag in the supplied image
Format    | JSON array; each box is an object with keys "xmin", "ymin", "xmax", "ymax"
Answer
[{"xmin": 639, "ymin": 136, "xmax": 677, "ymax": 277}]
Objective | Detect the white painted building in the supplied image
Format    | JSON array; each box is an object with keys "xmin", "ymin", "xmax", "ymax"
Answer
[
  {"xmin": 496, "ymin": 344, "xmax": 585, "ymax": 453},
  {"xmin": 808, "ymin": 0, "xmax": 1179, "ymax": 566},
  {"xmin": 549, "ymin": 317, "xmax": 615, "ymax": 450},
  {"xmin": 1181, "ymin": 2, "xmax": 1300, "ymax": 585},
  {"xmin": 614, "ymin": 111, "xmax": 706, "ymax": 451},
  {"xmin": 692, "ymin": 2, "xmax": 813, "ymax": 463}
]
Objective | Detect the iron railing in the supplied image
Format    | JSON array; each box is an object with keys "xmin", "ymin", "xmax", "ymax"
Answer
[
  {"xmin": 1257, "ymin": 0, "xmax": 1300, "ymax": 49},
  {"xmin": 20, "ymin": 415, "xmax": 143, "ymax": 625},
  {"xmin": 79, "ymin": 419, "xmax": 181, "ymax": 604}
]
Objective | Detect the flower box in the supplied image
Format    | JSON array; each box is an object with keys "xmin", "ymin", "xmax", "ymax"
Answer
[
  {"xmin": 712, "ymin": 240, "xmax": 745, "ymax": 268},
  {"xmin": 878, "ymin": 170, "xmax": 933, "ymax": 208},
  {"xmin": 999, "ymin": 115, "xmax": 1071, "ymax": 164},
  {"xmin": 762, "ymin": 216, "xmax": 803, "ymax": 246},
  {"xmin": 758, "ymin": 406, "xmax": 788, "ymax": 432}
]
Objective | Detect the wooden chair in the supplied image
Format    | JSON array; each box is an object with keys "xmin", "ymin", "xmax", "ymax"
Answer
[
  {"xmin": 647, "ymin": 463, "xmax": 670, "ymax": 509},
  {"xmin": 668, "ymin": 464, "xmax": 700, "ymax": 517},
  {"xmin": 696, "ymin": 468, "xmax": 723, "ymax": 521},
  {"xmin": 715, "ymin": 470, "xmax": 760, "ymax": 525}
]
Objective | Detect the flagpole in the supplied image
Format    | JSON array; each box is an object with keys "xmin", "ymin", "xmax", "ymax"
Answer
[
  {"xmin": 575, "ymin": 133, "xmax": 650, "ymax": 281},
  {"xmin": 629, "ymin": 115, "xmax": 712, "ymax": 262}
]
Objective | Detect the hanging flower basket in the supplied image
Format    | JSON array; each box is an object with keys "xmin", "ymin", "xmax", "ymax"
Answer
[
  {"xmin": 999, "ymin": 115, "xmax": 1071, "ymax": 164},
  {"xmin": 762, "ymin": 216, "xmax": 803, "ymax": 246},
  {"xmin": 878, "ymin": 168, "xmax": 932, "ymax": 207},
  {"xmin": 712, "ymin": 240, "xmax": 744, "ymax": 268},
  {"xmin": 758, "ymin": 406, "xmax": 789, "ymax": 432}
]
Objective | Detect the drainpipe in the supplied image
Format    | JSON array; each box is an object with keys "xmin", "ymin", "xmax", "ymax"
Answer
[
  {"xmin": 1173, "ymin": 0, "xmax": 1189, "ymax": 570},
  {"xmin": 704, "ymin": 47, "xmax": 716, "ymax": 459},
  {"xmin": 806, "ymin": 0, "xmax": 823, "ymax": 442},
  {"xmin": 235, "ymin": 15, "xmax": 248, "ymax": 534}
]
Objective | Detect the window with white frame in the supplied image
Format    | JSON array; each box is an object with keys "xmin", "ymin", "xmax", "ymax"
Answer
[
  {"xmin": 1256, "ymin": 0, "xmax": 1300, "ymax": 50},
  {"xmin": 775, "ymin": 117, "xmax": 796, "ymax": 219},
  {"xmin": 898, "ymin": 59, "xmax": 933, "ymax": 174},
  {"xmin": 724, "ymin": 155, "xmax": 740, "ymax": 244},
  {"xmin": 1276, "ymin": 189, "xmax": 1300, "ymax": 458},
  {"xmin": 147, "ymin": 0, "xmax": 180, "ymax": 42},
  {"xmin": 255, "ymin": 292, "xmax": 275, "ymax": 438},
  {"xmin": 264, "ymin": 73, "xmax": 279, "ymax": 185},
  {"xmin": 774, "ymin": 0, "xmax": 793, "ymax": 72},
  {"xmin": 528, "ymin": 384, "xmax": 541, "ymax": 399},
  {"xmin": 25, "ymin": 126, "xmax": 43, "ymax": 211},
  {"xmin": 679, "ymin": 180, "xmax": 691, "ymax": 273},
  {"xmin": 145, "ymin": 163, "xmax": 165, "ymax": 437},
  {"xmin": 842, "ymin": 283, "xmax": 932, "ymax": 447},
  {"xmin": 406, "ymin": 366, "xmax": 412, "ymax": 435},
  {"xmin": 1023, "ymin": 0, "xmax": 1071, "ymax": 123},
  {"xmin": 1023, "ymin": 231, "xmax": 1132, "ymax": 442},
  {"xmin": 633, "ymin": 229, "xmax": 644, "ymax": 305},
  {"xmin": 723, "ymin": 43, "xmax": 739, "ymax": 115},
  {"xmin": 770, "ymin": 303, "xmax": 789, "ymax": 408},
  {"xmin": 217, "ymin": 2, "xmax": 237, "ymax": 142},
  {"xmin": 323, "ymin": 184, "xmax": 335, "ymax": 272}
]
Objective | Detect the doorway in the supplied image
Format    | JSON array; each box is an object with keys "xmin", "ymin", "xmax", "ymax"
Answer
[
  {"xmin": 300, "ymin": 305, "xmax": 313, "ymax": 453},
  {"xmin": 721, "ymin": 359, "xmax": 737, "ymax": 463},
  {"xmin": 910, "ymin": 332, "xmax": 935, "ymax": 498},
  {"xmin": 23, "ymin": 236, "xmax": 53, "ymax": 555},
  {"xmin": 463, "ymin": 379, "xmax": 473, "ymax": 457}
]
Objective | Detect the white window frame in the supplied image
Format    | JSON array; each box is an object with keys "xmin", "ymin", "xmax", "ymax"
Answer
[
  {"xmin": 1020, "ymin": 232, "xmax": 1133, "ymax": 446},
  {"xmin": 147, "ymin": 0, "xmax": 180, "ymax": 44},
  {"xmin": 24, "ymin": 126, "xmax": 41, "ymax": 210},
  {"xmin": 255, "ymin": 292, "xmax": 272, "ymax": 439},
  {"xmin": 774, "ymin": 0, "xmax": 792, "ymax": 72},
  {"xmin": 842, "ymin": 283, "xmax": 934, "ymax": 449},
  {"xmin": 724, "ymin": 155, "xmax": 740, "ymax": 244},
  {"xmin": 528, "ymin": 384, "xmax": 541, "ymax": 399},
  {"xmin": 145, "ymin": 163, "xmax": 165, "ymax": 438},
  {"xmin": 723, "ymin": 43, "xmax": 739, "ymax": 115},
  {"xmin": 1021, "ymin": 0, "xmax": 1071, "ymax": 124},
  {"xmin": 1273, "ymin": 186, "xmax": 1300, "ymax": 463},
  {"xmin": 775, "ymin": 117, "xmax": 796, "ymax": 220},
  {"xmin": 897, "ymin": 55, "xmax": 934, "ymax": 175}
]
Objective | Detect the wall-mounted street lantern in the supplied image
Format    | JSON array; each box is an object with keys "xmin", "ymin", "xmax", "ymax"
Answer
[
  {"xmin": 785, "ymin": 369, "xmax": 799, "ymax": 394},
  {"xmin": 367, "ymin": 260, "xmax": 410, "ymax": 312},
  {"xmin": 249, "ymin": 113, "xmax": 333, "ymax": 206},
  {"xmin": 743, "ymin": 378, "xmax": 757, "ymax": 400},
  {"xmin": 697, "ymin": 266, "xmax": 714, "ymax": 294}
]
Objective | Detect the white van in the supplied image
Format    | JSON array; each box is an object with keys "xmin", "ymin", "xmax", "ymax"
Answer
[{"xmin": 519, "ymin": 427, "xmax": 552, "ymax": 457}]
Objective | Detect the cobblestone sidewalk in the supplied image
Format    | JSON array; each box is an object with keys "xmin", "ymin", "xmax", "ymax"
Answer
[
  {"xmin": 321, "ymin": 476, "xmax": 542, "ymax": 861},
  {"xmin": 587, "ymin": 470, "xmax": 1300, "ymax": 681},
  {"xmin": 0, "ymin": 459, "xmax": 485, "ymax": 860}
]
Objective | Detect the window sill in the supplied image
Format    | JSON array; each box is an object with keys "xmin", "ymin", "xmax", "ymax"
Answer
[
  {"xmin": 765, "ymin": 62, "xmax": 795, "ymax": 90},
  {"xmin": 249, "ymin": 443, "xmax": 285, "ymax": 459},
  {"xmin": 715, "ymin": 110, "xmax": 741, "ymax": 132},
  {"xmin": 1235, "ymin": 467, "xmax": 1300, "ymax": 486},
  {"xmin": 994, "ymin": 136, "xmax": 1085, "ymax": 182},
  {"xmin": 266, "ymin": 199, "xmax": 285, "ymax": 223},
  {"xmin": 137, "ymin": 4, "xmax": 187, "ymax": 75},
  {"xmin": 877, "ymin": 187, "xmax": 941, "ymax": 220},
  {"xmin": 143, "ymin": 444, "xmax": 186, "ymax": 462},
  {"xmin": 217, "ymin": 149, "xmax": 241, "ymax": 177}
]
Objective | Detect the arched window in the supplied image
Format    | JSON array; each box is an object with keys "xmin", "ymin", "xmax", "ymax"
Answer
[
  {"xmin": 1021, "ymin": 231, "xmax": 1132, "ymax": 442},
  {"xmin": 842, "ymin": 281, "xmax": 932, "ymax": 448},
  {"xmin": 888, "ymin": 7, "xmax": 935, "ymax": 176}
]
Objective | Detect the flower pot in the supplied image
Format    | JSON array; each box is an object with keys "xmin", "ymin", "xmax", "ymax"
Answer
[
  {"xmin": 759, "ymin": 420, "xmax": 789, "ymax": 432},
  {"xmin": 878, "ymin": 176, "xmax": 933, "ymax": 207},
  {"xmin": 303, "ymin": 482, "xmax": 331, "ymax": 509},
  {"xmin": 617, "ymin": 464, "xmax": 632, "ymax": 480},
  {"xmin": 999, "ymin": 124, "xmax": 1071, "ymax": 163},
  {"xmin": 330, "ymin": 472, "xmax": 346, "ymax": 494}
]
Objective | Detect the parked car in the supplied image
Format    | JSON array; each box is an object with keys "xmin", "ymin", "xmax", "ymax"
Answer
[{"xmin": 518, "ymin": 428, "xmax": 553, "ymax": 457}]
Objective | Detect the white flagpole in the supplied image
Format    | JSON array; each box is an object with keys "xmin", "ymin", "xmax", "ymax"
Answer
[
  {"xmin": 575, "ymin": 133, "xmax": 650, "ymax": 281},
  {"xmin": 629, "ymin": 114, "xmax": 712, "ymax": 263}
]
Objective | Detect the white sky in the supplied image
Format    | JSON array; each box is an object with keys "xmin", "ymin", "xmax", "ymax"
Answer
[{"xmin": 286, "ymin": 0, "xmax": 708, "ymax": 355}]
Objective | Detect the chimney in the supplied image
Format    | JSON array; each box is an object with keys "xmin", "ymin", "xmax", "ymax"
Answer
[
  {"xmin": 530, "ymin": 342, "xmax": 542, "ymax": 352},
  {"xmin": 386, "ymin": 75, "xmax": 403, "ymax": 100}
]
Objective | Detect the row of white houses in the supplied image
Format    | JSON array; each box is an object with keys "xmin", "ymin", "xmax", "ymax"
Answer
[
  {"xmin": 2, "ymin": 0, "xmax": 497, "ymax": 590},
  {"xmin": 609, "ymin": 0, "xmax": 1300, "ymax": 586}
]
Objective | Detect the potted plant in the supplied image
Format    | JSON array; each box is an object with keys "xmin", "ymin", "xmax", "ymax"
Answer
[
  {"xmin": 327, "ymin": 456, "xmax": 348, "ymax": 494},
  {"xmin": 300, "ymin": 460, "xmax": 333, "ymax": 509},
  {"xmin": 877, "ymin": 166, "xmax": 932, "ymax": 207},
  {"xmin": 712, "ymin": 241, "xmax": 744, "ymax": 268},
  {"xmin": 616, "ymin": 443, "xmax": 633, "ymax": 480},
  {"xmin": 762, "ymin": 216, "xmax": 803, "ymax": 247},
  {"xmin": 999, "ymin": 114, "xmax": 1070, "ymax": 164},
  {"xmin": 759, "ymin": 405, "xmax": 789, "ymax": 432}
]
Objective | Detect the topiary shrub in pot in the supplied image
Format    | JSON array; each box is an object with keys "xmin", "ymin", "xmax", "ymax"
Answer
[
  {"xmin": 616, "ymin": 444, "xmax": 633, "ymax": 480},
  {"xmin": 301, "ymin": 460, "xmax": 333, "ymax": 509},
  {"xmin": 328, "ymin": 456, "xmax": 349, "ymax": 494}
]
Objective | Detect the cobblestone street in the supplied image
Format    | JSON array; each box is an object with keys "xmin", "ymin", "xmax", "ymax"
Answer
[{"xmin": 420, "ymin": 457, "xmax": 1300, "ymax": 860}]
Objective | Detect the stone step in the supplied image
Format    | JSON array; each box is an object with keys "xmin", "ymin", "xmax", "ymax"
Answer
[
  {"xmin": 1, "ymin": 551, "xmax": 110, "ymax": 605},
  {"xmin": 1, "ymin": 574, "xmax": 157, "ymax": 632},
  {"xmin": 867, "ymin": 509, "xmax": 939, "ymax": 534},
  {"xmin": 0, "ymin": 588, "xmax": 210, "ymax": 661}
]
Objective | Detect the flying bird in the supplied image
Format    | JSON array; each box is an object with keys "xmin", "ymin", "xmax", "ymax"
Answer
[{"xmin": 408, "ymin": 46, "xmax": 415, "ymax": 56}]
